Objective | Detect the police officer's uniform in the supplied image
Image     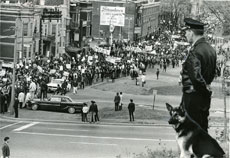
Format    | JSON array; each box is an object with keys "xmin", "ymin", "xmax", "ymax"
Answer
[{"xmin": 181, "ymin": 18, "xmax": 217, "ymax": 132}]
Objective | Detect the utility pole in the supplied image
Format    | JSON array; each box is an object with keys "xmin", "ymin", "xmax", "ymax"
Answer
[
  {"xmin": 9, "ymin": 18, "xmax": 19, "ymax": 114},
  {"xmin": 223, "ymin": 51, "xmax": 229, "ymax": 141}
]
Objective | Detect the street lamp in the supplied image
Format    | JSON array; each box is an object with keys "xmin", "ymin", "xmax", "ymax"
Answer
[
  {"xmin": 2, "ymin": 18, "xmax": 19, "ymax": 114},
  {"xmin": 109, "ymin": 13, "xmax": 125, "ymax": 45},
  {"xmin": 109, "ymin": 14, "xmax": 116, "ymax": 46}
]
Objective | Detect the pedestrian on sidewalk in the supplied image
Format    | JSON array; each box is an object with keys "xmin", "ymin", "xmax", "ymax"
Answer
[
  {"xmin": 18, "ymin": 91, "xmax": 25, "ymax": 109},
  {"xmin": 89, "ymin": 100, "xmax": 96, "ymax": 123},
  {"xmin": 114, "ymin": 92, "xmax": 120, "ymax": 111},
  {"xmin": 14, "ymin": 96, "xmax": 19, "ymax": 118},
  {"xmin": 82, "ymin": 103, "xmax": 89, "ymax": 122},
  {"xmin": 2, "ymin": 137, "xmax": 10, "ymax": 158},
  {"xmin": 94, "ymin": 101, "xmax": 99, "ymax": 122},
  {"xmin": 119, "ymin": 92, "xmax": 123, "ymax": 111},
  {"xmin": 128, "ymin": 99, "xmax": 135, "ymax": 122},
  {"xmin": 156, "ymin": 68, "xmax": 160, "ymax": 80}
]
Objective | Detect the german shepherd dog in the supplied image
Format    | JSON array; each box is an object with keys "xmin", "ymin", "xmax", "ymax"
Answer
[{"xmin": 166, "ymin": 103, "xmax": 225, "ymax": 158}]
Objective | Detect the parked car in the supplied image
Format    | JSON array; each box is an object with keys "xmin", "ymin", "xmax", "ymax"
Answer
[
  {"xmin": 29, "ymin": 95, "xmax": 84, "ymax": 114},
  {"xmin": 47, "ymin": 79, "xmax": 71, "ymax": 92}
]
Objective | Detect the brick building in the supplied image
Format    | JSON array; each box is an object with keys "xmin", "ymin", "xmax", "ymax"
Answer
[
  {"xmin": 0, "ymin": 2, "xmax": 36, "ymax": 62},
  {"xmin": 91, "ymin": 0, "xmax": 160, "ymax": 42}
]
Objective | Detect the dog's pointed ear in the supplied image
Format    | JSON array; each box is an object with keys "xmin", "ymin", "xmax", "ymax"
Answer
[
  {"xmin": 179, "ymin": 105, "xmax": 185, "ymax": 114},
  {"xmin": 166, "ymin": 103, "xmax": 173, "ymax": 112}
]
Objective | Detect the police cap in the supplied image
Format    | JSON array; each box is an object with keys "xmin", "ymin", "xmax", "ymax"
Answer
[{"xmin": 182, "ymin": 18, "xmax": 206, "ymax": 30}]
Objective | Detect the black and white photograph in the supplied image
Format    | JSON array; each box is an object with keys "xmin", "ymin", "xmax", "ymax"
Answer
[{"xmin": 0, "ymin": 0, "xmax": 229, "ymax": 157}]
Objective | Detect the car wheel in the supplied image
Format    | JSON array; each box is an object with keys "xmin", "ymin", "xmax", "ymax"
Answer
[
  {"xmin": 68, "ymin": 107, "xmax": 75, "ymax": 114},
  {"xmin": 31, "ymin": 104, "xmax": 38, "ymax": 110}
]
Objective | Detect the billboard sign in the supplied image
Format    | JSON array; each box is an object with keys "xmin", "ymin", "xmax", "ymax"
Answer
[{"xmin": 100, "ymin": 6, "xmax": 125, "ymax": 27}]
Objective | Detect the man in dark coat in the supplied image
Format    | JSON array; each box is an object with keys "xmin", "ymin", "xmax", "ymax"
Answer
[
  {"xmin": 0, "ymin": 90, "xmax": 4, "ymax": 114},
  {"xmin": 40, "ymin": 79, "xmax": 47, "ymax": 100},
  {"xmin": 2, "ymin": 137, "xmax": 10, "ymax": 158},
  {"xmin": 61, "ymin": 80, "xmax": 68, "ymax": 95},
  {"xmin": 14, "ymin": 96, "xmax": 19, "ymax": 118},
  {"xmin": 114, "ymin": 92, "xmax": 120, "ymax": 111},
  {"xmin": 89, "ymin": 100, "xmax": 98, "ymax": 123},
  {"xmin": 128, "ymin": 99, "xmax": 135, "ymax": 122},
  {"xmin": 180, "ymin": 18, "xmax": 217, "ymax": 132}
]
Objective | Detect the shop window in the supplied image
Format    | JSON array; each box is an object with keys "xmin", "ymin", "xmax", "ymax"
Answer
[{"xmin": 23, "ymin": 23, "xmax": 28, "ymax": 36}]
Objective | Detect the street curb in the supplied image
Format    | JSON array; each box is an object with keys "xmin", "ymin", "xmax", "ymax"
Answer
[
  {"xmin": 0, "ymin": 115, "xmax": 226, "ymax": 128},
  {"xmin": 0, "ymin": 115, "xmax": 170, "ymax": 127}
]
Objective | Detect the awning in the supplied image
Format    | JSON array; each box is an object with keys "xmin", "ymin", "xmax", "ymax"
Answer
[{"xmin": 65, "ymin": 46, "xmax": 82, "ymax": 53}]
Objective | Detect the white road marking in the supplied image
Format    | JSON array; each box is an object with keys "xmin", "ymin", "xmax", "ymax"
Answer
[
  {"xmin": 70, "ymin": 142, "xmax": 117, "ymax": 146},
  {"xmin": 33, "ymin": 121, "xmax": 172, "ymax": 129},
  {"xmin": 0, "ymin": 121, "xmax": 23, "ymax": 130},
  {"xmin": 15, "ymin": 131, "xmax": 176, "ymax": 142},
  {"xmin": 13, "ymin": 122, "xmax": 39, "ymax": 132}
]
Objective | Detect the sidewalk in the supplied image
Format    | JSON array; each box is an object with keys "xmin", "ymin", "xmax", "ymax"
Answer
[{"xmin": 0, "ymin": 107, "xmax": 227, "ymax": 127}]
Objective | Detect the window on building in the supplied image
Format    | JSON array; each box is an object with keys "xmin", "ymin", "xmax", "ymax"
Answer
[
  {"xmin": 23, "ymin": 23, "xmax": 28, "ymax": 36},
  {"xmin": 30, "ymin": 23, "xmax": 33, "ymax": 36},
  {"xmin": 87, "ymin": 13, "xmax": 91, "ymax": 21},
  {"xmin": 52, "ymin": 24, "xmax": 56, "ymax": 35},
  {"xmin": 43, "ymin": 24, "xmax": 48, "ymax": 36}
]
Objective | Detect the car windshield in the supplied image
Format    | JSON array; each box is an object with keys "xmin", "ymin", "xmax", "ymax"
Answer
[
  {"xmin": 50, "ymin": 97, "xmax": 61, "ymax": 102},
  {"xmin": 62, "ymin": 97, "xmax": 72, "ymax": 102}
]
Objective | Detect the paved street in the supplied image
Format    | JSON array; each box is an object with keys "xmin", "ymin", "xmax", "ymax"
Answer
[
  {"xmin": 0, "ymin": 65, "xmax": 229, "ymax": 158},
  {"xmin": 0, "ymin": 118, "xmax": 222, "ymax": 158}
]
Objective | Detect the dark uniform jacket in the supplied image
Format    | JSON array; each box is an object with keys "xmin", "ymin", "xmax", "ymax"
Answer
[
  {"xmin": 128, "ymin": 103, "xmax": 135, "ymax": 112},
  {"xmin": 2, "ymin": 142, "xmax": 10, "ymax": 157},
  {"xmin": 181, "ymin": 37, "xmax": 216, "ymax": 97}
]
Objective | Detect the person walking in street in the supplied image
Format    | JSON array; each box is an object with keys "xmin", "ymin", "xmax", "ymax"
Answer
[
  {"xmin": 24, "ymin": 92, "xmax": 32, "ymax": 108},
  {"xmin": 82, "ymin": 103, "xmax": 89, "ymax": 122},
  {"xmin": 89, "ymin": 100, "xmax": 96, "ymax": 123},
  {"xmin": 128, "ymin": 99, "xmax": 135, "ymax": 122},
  {"xmin": 29, "ymin": 79, "xmax": 36, "ymax": 100},
  {"xmin": 18, "ymin": 91, "xmax": 25, "ymax": 109},
  {"xmin": 156, "ymin": 68, "xmax": 160, "ymax": 80},
  {"xmin": 114, "ymin": 92, "xmax": 120, "ymax": 111},
  {"xmin": 72, "ymin": 77, "xmax": 78, "ymax": 94},
  {"xmin": 94, "ymin": 101, "xmax": 99, "ymax": 122},
  {"xmin": 119, "ymin": 92, "xmax": 123, "ymax": 111},
  {"xmin": 40, "ymin": 79, "xmax": 47, "ymax": 100},
  {"xmin": 2, "ymin": 137, "xmax": 10, "ymax": 158},
  {"xmin": 14, "ymin": 96, "xmax": 19, "ymax": 118},
  {"xmin": 54, "ymin": 84, "xmax": 62, "ymax": 95},
  {"xmin": 141, "ymin": 73, "xmax": 146, "ymax": 87},
  {"xmin": 61, "ymin": 79, "xmax": 68, "ymax": 95},
  {"xmin": 180, "ymin": 18, "xmax": 217, "ymax": 132}
]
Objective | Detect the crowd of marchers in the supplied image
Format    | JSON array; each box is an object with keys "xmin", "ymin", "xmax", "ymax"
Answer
[{"xmin": 1, "ymin": 25, "xmax": 224, "ymax": 116}]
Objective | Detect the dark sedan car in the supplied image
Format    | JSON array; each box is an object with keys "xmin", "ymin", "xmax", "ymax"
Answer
[{"xmin": 29, "ymin": 95, "xmax": 84, "ymax": 114}]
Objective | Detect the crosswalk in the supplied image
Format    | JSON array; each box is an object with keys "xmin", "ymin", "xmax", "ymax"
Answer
[{"xmin": 13, "ymin": 122, "xmax": 40, "ymax": 132}]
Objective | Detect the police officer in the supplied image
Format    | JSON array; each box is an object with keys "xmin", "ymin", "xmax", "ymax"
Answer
[{"xmin": 180, "ymin": 18, "xmax": 217, "ymax": 132}]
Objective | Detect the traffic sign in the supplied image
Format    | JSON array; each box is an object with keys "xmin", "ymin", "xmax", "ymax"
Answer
[{"xmin": 110, "ymin": 24, "xmax": 115, "ymax": 33}]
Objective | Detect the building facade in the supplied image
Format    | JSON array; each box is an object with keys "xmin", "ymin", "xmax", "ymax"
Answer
[
  {"xmin": 67, "ymin": 1, "xmax": 92, "ymax": 50},
  {"xmin": 91, "ymin": 0, "xmax": 160, "ymax": 42},
  {"xmin": 36, "ymin": 0, "xmax": 71, "ymax": 58},
  {"xmin": 0, "ymin": 2, "xmax": 37, "ymax": 63}
]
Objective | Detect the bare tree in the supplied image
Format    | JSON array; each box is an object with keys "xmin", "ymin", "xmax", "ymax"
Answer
[
  {"xmin": 202, "ymin": 1, "xmax": 230, "ymax": 35},
  {"xmin": 160, "ymin": 0, "xmax": 192, "ymax": 28}
]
